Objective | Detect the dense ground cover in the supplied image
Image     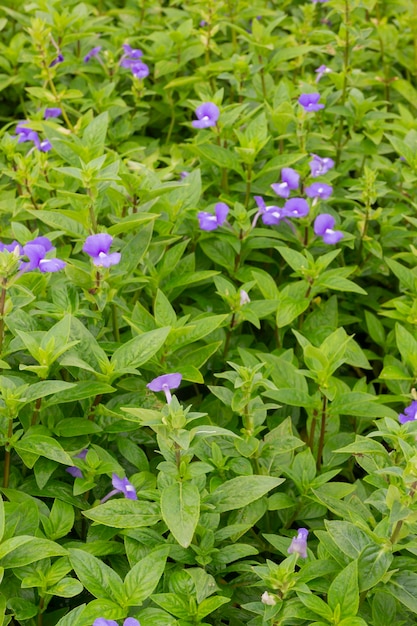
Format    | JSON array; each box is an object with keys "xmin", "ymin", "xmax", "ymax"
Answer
[{"xmin": 1, "ymin": 0, "xmax": 417, "ymax": 624}]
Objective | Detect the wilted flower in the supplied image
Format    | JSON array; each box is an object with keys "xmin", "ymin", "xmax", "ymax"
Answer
[
  {"xmin": 309, "ymin": 154, "xmax": 334, "ymax": 177},
  {"xmin": 20, "ymin": 237, "xmax": 66, "ymax": 273},
  {"xmin": 399, "ymin": 400, "xmax": 417, "ymax": 424},
  {"xmin": 315, "ymin": 64, "xmax": 332, "ymax": 82},
  {"xmin": 101, "ymin": 474, "xmax": 137, "ymax": 503},
  {"xmin": 271, "ymin": 167, "xmax": 300, "ymax": 198},
  {"xmin": 192, "ymin": 102, "xmax": 220, "ymax": 129},
  {"xmin": 44, "ymin": 107, "xmax": 62, "ymax": 119},
  {"xmin": 314, "ymin": 214, "xmax": 343, "ymax": 244},
  {"xmin": 49, "ymin": 53, "xmax": 64, "ymax": 67},
  {"xmin": 240, "ymin": 290, "xmax": 250, "ymax": 305},
  {"xmin": 305, "ymin": 182, "xmax": 333, "ymax": 200},
  {"xmin": 284, "ymin": 198, "xmax": 309, "ymax": 218},
  {"xmin": 198, "ymin": 202, "xmax": 229, "ymax": 231},
  {"xmin": 147, "ymin": 373, "xmax": 182, "ymax": 404},
  {"xmin": 83, "ymin": 233, "xmax": 121, "ymax": 268},
  {"xmin": 298, "ymin": 93, "xmax": 324, "ymax": 112},
  {"xmin": 261, "ymin": 591, "xmax": 276, "ymax": 606},
  {"xmin": 84, "ymin": 46, "xmax": 102, "ymax": 63},
  {"xmin": 288, "ymin": 528, "xmax": 309, "ymax": 558}
]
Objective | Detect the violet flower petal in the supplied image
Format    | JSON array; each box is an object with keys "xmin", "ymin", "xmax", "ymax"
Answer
[
  {"xmin": 147, "ymin": 373, "xmax": 182, "ymax": 392},
  {"xmin": 214, "ymin": 202, "xmax": 229, "ymax": 225},
  {"xmin": 305, "ymin": 183, "xmax": 333, "ymax": 199},
  {"xmin": 298, "ymin": 93, "xmax": 324, "ymax": 112},
  {"xmin": 399, "ymin": 400, "xmax": 417, "ymax": 424},
  {"xmin": 112, "ymin": 474, "xmax": 137, "ymax": 500},
  {"xmin": 44, "ymin": 107, "xmax": 62, "ymax": 119},
  {"xmin": 83, "ymin": 233, "xmax": 113, "ymax": 258},
  {"xmin": 288, "ymin": 528, "xmax": 309, "ymax": 558},
  {"xmin": 284, "ymin": 198, "xmax": 310, "ymax": 218}
]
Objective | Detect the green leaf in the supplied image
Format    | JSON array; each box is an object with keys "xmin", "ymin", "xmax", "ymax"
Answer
[
  {"xmin": 161, "ymin": 482, "xmax": 200, "ymax": 548},
  {"xmin": 328, "ymin": 560, "xmax": 359, "ymax": 618},
  {"xmin": 154, "ymin": 289, "xmax": 177, "ymax": 327},
  {"xmin": 83, "ymin": 112, "xmax": 109, "ymax": 157},
  {"xmin": 0, "ymin": 537, "xmax": 67, "ymax": 568},
  {"xmin": 45, "ymin": 381, "xmax": 115, "ymax": 405},
  {"xmin": 82, "ymin": 499, "xmax": 160, "ymax": 528},
  {"xmin": 111, "ymin": 327, "xmax": 171, "ymax": 371},
  {"xmin": 197, "ymin": 596, "xmax": 230, "ymax": 619},
  {"xmin": 69, "ymin": 548, "xmax": 125, "ymax": 605},
  {"xmin": 124, "ymin": 546, "xmax": 169, "ymax": 605},
  {"xmin": 42, "ymin": 499, "xmax": 75, "ymax": 540},
  {"xmin": 392, "ymin": 79, "xmax": 417, "ymax": 110},
  {"xmin": 324, "ymin": 521, "xmax": 370, "ymax": 559},
  {"xmin": 297, "ymin": 592, "xmax": 334, "ymax": 621},
  {"xmin": 47, "ymin": 577, "xmax": 84, "ymax": 598},
  {"xmin": 358, "ymin": 544, "xmax": 393, "ymax": 592},
  {"xmin": 15, "ymin": 435, "xmax": 73, "ymax": 467},
  {"xmin": 206, "ymin": 476, "xmax": 284, "ymax": 513},
  {"xmin": 0, "ymin": 495, "xmax": 4, "ymax": 543}
]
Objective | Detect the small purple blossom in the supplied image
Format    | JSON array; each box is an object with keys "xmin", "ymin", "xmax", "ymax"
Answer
[
  {"xmin": 298, "ymin": 93, "xmax": 324, "ymax": 112},
  {"xmin": 39, "ymin": 139, "xmax": 52, "ymax": 152},
  {"xmin": 309, "ymin": 154, "xmax": 335, "ymax": 177},
  {"xmin": 49, "ymin": 53, "xmax": 64, "ymax": 67},
  {"xmin": 180, "ymin": 171, "xmax": 190, "ymax": 179},
  {"xmin": 399, "ymin": 400, "xmax": 417, "ymax": 424},
  {"xmin": 0, "ymin": 241, "xmax": 22, "ymax": 254},
  {"xmin": 84, "ymin": 46, "xmax": 102, "ymax": 63},
  {"xmin": 311, "ymin": 0, "xmax": 329, "ymax": 3},
  {"xmin": 315, "ymin": 64, "xmax": 332, "ymax": 82},
  {"xmin": 198, "ymin": 202, "xmax": 229, "ymax": 231},
  {"xmin": 101, "ymin": 474, "xmax": 138, "ymax": 503},
  {"xmin": 147, "ymin": 373, "xmax": 182, "ymax": 404},
  {"xmin": 130, "ymin": 61, "xmax": 150, "ymax": 79},
  {"xmin": 66, "ymin": 448, "xmax": 88, "ymax": 478},
  {"xmin": 20, "ymin": 237, "xmax": 66, "ymax": 273},
  {"xmin": 305, "ymin": 182, "xmax": 333, "ymax": 200},
  {"xmin": 284, "ymin": 197, "xmax": 310, "ymax": 218},
  {"xmin": 15, "ymin": 122, "xmax": 52, "ymax": 152},
  {"xmin": 83, "ymin": 233, "xmax": 121, "ymax": 268},
  {"xmin": 252, "ymin": 196, "xmax": 285, "ymax": 227},
  {"xmin": 94, "ymin": 619, "xmax": 140, "ymax": 626},
  {"xmin": 314, "ymin": 214, "xmax": 343, "ymax": 244},
  {"xmin": 44, "ymin": 107, "xmax": 62, "ymax": 119},
  {"xmin": 192, "ymin": 102, "xmax": 220, "ymax": 129},
  {"xmin": 122, "ymin": 44, "xmax": 143, "ymax": 59},
  {"xmin": 288, "ymin": 528, "xmax": 308, "ymax": 558},
  {"xmin": 271, "ymin": 168, "xmax": 300, "ymax": 199}
]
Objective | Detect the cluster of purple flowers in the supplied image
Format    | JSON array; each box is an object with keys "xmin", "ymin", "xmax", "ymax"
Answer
[
  {"xmin": 15, "ymin": 108, "xmax": 61, "ymax": 153},
  {"xmin": 84, "ymin": 43, "xmax": 149, "ymax": 78},
  {"xmin": 0, "ymin": 236, "xmax": 66, "ymax": 273},
  {"xmin": 248, "ymin": 155, "xmax": 342, "ymax": 244},
  {"xmin": 0, "ymin": 232, "xmax": 121, "ymax": 274}
]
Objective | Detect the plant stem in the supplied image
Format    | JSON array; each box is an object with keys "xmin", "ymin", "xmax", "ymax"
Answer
[
  {"xmin": 244, "ymin": 164, "xmax": 253, "ymax": 209},
  {"xmin": 335, "ymin": 0, "xmax": 350, "ymax": 166},
  {"xmin": 112, "ymin": 303, "xmax": 120, "ymax": 342},
  {"xmin": 0, "ymin": 277, "xmax": 7, "ymax": 356},
  {"xmin": 223, "ymin": 312, "xmax": 236, "ymax": 360},
  {"xmin": 3, "ymin": 415, "xmax": 14, "ymax": 488},
  {"xmin": 390, "ymin": 519, "xmax": 403, "ymax": 544},
  {"xmin": 31, "ymin": 397, "xmax": 42, "ymax": 426},
  {"xmin": 316, "ymin": 394, "xmax": 327, "ymax": 470}
]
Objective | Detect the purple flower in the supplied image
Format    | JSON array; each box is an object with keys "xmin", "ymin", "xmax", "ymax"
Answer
[
  {"xmin": 399, "ymin": 400, "xmax": 417, "ymax": 424},
  {"xmin": 147, "ymin": 373, "xmax": 182, "ymax": 404},
  {"xmin": 15, "ymin": 122, "xmax": 41, "ymax": 148},
  {"xmin": 284, "ymin": 198, "xmax": 310, "ymax": 218},
  {"xmin": 49, "ymin": 53, "xmax": 64, "ymax": 67},
  {"xmin": 271, "ymin": 168, "xmax": 300, "ymax": 199},
  {"xmin": 192, "ymin": 102, "xmax": 220, "ymax": 129},
  {"xmin": 0, "ymin": 240, "xmax": 22, "ymax": 254},
  {"xmin": 101, "ymin": 474, "xmax": 138, "ymax": 504},
  {"xmin": 84, "ymin": 46, "xmax": 102, "ymax": 63},
  {"xmin": 288, "ymin": 528, "xmax": 309, "ymax": 558},
  {"xmin": 198, "ymin": 202, "xmax": 229, "ymax": 231},
  {"xmin": 83, "ymin": 233, "xmax": 121, "ymax": 268},
  {"xmin": 252, "ymin": 196, "xmax": 285, "ymax": 227},
  {"xmin": 309, "ymin": 154, "xmax": 335, "ymax": 177},
  {"xmin": 130, "ymin": 61, "xmax": 149, "ymax": 79},
  {"xmin": 298, "ymin": 93, "xmax": 324, "ymax": 112},
  {"xmin": 311, "ymin": 0, "xmax": 329, "ymax": 3},
  {"xmin": 66, "ymin": 448, "xmax": 88, "ymax": 478},
  {"xmin": 122, "ymin": 43, "xmax": 143, "ymax": 59},
  {"xmin": 94, "ymin": 620, "xmax": 140, "ymax": 626},
  {"xmin": 305, "ymin": 182, "xmax": 333, "ymax": 200},
  {"xmin": 314, "ymin": 214, "xmax": 343, "ymax": 244},
  {"xmin": 20, "ymin": 237, "xmax": 66, "ymax": 273},
  {"xmin": 44, "ymin": 108, "xmax": 62, "ymax": 119},
  {"xmin": 315, "ymin": 64, "xmax": 332, "ymax": 82},
  {"xmin": 180, "ymin": 171, "xmax": 190, "ymax": 179},
  {"xmin": 39, "ymin": 139, "xmax": 52, "ymax": 152}
]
